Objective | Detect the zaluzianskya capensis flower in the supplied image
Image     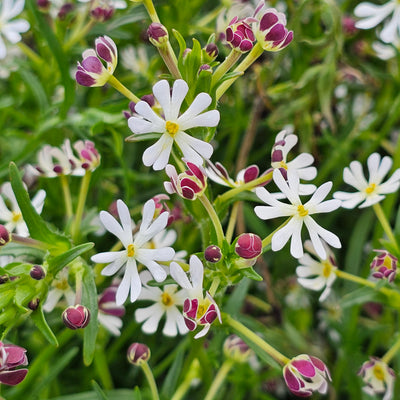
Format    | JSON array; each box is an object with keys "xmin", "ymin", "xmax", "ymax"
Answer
[
  {"xmin": 358, "ymin": 357, "xmax": 395, "ymax": 400},
  {"xmin": 127, "ymin": 342, "xmax": 150, "ymax": 366},
  {"xmin": 43, "ymin": 268, "xmax": 75, "ymax": 312},
  {"xmin": 370, "ymin": 249, "xmax": 397, "ymax": 283},
  {"xmin": 127, "ymin": 79, "xmax": 220, "ymax": 170},
  {"xmin": 283, "ymin": 354, "xmax": 331, "ymax": 397},
  {"xmin": 170, "ymin": 255, "xmax": 222, "ymax": 339},
  {"xmin": 255, "ymin": 170, "xmax": 341, "ymax": 259},
  {"xmin": 333, "ymin": 152, "xmax": 400, "ymax": 209},
  {"xmin": 76, "ymin": 35, "xmax": 118, "ymax": 87},
  {"xmin": 98, "ymin": 284, "xmax": 125, "ymax": 336},
  {"xmin": 235, "ymin": 233, "xmax": 263, "ymax": 260},
  {"xmin": 147, "ymin": 22, "xmax": 169, "ymax": 47},
  {"xmin": 91, "ymin": 199, "xmax": 175, "ymax": 305},
  {"xmin": 62, "ymin": 305, "xmax": 91, "ymax": 330},
  {"xmin": 0, "ymin": 341, "xmax": 28, "ymax": 386},
  {"xmin": 226, "ymin": 16, "xmax": 257, "ymax": 52}
]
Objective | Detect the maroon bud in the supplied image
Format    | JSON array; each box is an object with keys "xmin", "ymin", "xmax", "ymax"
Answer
[
  {"xmin": 62, "ymin": 305, "xmax": 91, "ymax": 330},
  {"xmin": 0, "ymin": 225, "xmax": 10, "ymax": 246},
  {"xmin": 57, "ymin": 3, "xmax": 74, "ymax": 19},
  {"xmin": 0, "ymin": 275, "xmax": 9, "ymax": 284},
  {"xmin": 30, "ymin": 265, "xmax": 46, "ymax": 280},
  {"xmin": 198, "ymin": 64, "xmax": 212, "ymax": 74},
  {"xmin": 235, "ymin": 233, "xmax": 262, "ymax": 259},
  {"xmin": 147, "ymin": 23, "xmax": 169, "ymax": 47},
  {"xmin": 127, "ymin": 343, "xmax": 151, "ymax": 365},
  {"xmin": 342, "ymin": 16, "xmax": 357, "ymax": 36},
  {"xmin": 204, "ymin": 245, "xmax": 222, "ymax": 263},
  {"xmin": 205, "ymin": 43, "xmax": 219, "ymax": 59},
  {"xmin": 28, "ymin": 298, "xmax": 40, "ymax": 311},
  {"xmin": 141, "ymin": 94, "xmax": 155, "ymax": 107},
  {"xmin": 37, "ymin": 0, "xmax": 50, "ymax": 10},
  {"xmin": 224, "ymin": 335, "xmax": 252, "ymax": 362}
]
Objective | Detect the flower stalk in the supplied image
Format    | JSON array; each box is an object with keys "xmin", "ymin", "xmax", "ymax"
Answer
[
  {"xmin": 140, "ymin": 361, "xmax": 160, "ymax": 400},
  {"xmin": 211, "ymin": 49, "xmax": 242, "ymax": 89},
  {"xmin": 198, "ymin": 194, "xmax": 224, "ymax": 246},
  {"xmin": 382, "ymin": 334, "xmax": 400, "ymax": 364},
  {"xmin": 60, "ymin": 175, "xmax": 73, "ymax": 219},
  {"xmin": 373, "ymin": 203, "xmax": 400, "ymax": 253},
  {"xmin": 204, "ymin": 359, "xmax": 234, "ymax": 400},
  {"xmin": 107, "ymin": 75, "xmax": 141, "ymax": 103}
]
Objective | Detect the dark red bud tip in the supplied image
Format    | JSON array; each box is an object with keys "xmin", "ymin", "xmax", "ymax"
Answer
[
  {"xmin": 235, "ymin": 233, "xmax": 263, "ymax": 259},
  {"xmin": 62, "ymin": 305, "xmax": 91, "ymax": 330},
  {"xmin": 0, "ymin": 225, "xmax": 10, "ymax": 246},
  {"xmin": 205, "ymin": 43, "xmax": 219, "ymax": 58},
  {"xmin": 204, "ymin": 245, "xmax": 222, "ymax": 263},
  {"xmin": 28, "ymin": 298, "xmax": 40, "ymax": 311},
  {"xmin": 127, "ymin": 343, "xmax": 151, "ymax": 365},
  {"xmin": 30, "ymin": 265, "xmax": 46, "ymax": 280}
]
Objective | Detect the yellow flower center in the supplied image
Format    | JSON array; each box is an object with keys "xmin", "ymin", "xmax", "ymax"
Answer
[
  {"xmin": 165, "ymin": 121, "xmax": 179, "ymax": 137},
  {"xmin": 55, "ymin": 278, "xmax": 69, "ymax": 291},
  {"xmin": 11, "ymin": 211, "xmax": 22, "ymax": 223},
  {"xmin": 322, "ymin": 261, "xmax": 333, "ymax": 278},
  {"xmin": 161, "ymin": 292, "xmax": 173, "ymax": 306},
  {"xmin": 373, "ymin": 364, "xmax": 385, "ymax": 381},
  {"xmin": 127, "ymin": 244, "xmax": 135, "ymax": 258},
  {"xmin": 365, "ymin": 183, "xmax": 376, "ymax": 194},
  {"xmin": 297, "ymin": 205, "xmax": 308, "ymax": 217}
]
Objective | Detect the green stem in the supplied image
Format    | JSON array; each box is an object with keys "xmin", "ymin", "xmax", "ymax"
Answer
[
  {"xmin": 211, "ymin": 49, "xmax": 242, "ymax": 88},
  {"xmin": 216, "ymin": 171, "xmax": 273, "ymax": 206},
  {"xmin": 209, "ymin": 277, "xmax": 220, "ymax": 297},
  {"xmin": 261, "ymin": 218, "xmax": 291, "ymax": 248},
  {"xmin": 373, "ymin": 203, "xmax": 399, "ymax": 252},
  {"xmin": 158, "ymin": 45, "xmax": 182, "ymax": 79},
  {"xmin": 60, "ymin": 175, "xmax": 73, "ymax": 219},
  {"xmin": 63, "ymin": 19, "xmax": 96, "ymax": 51},
  {"xmin": 199, "ymin": 194, "xmax": 224, "ymax": 246},
  {"xmin": 140, "ymin": 362, "xmax": 160, "ymax": 400},
  {"xmin": 224, "ymin": 313, "xmax": 289, "ymax": 365},
  {"xmin": 71, "ymin": 170, "xmax": 92, "ymax": 242},
  {"xmin": 171, "ymin": 359, "xmax": 200, "ymax": 400},
  {"xmin": 216, "ymin": 42, "xmax": 264, "ymax": 100},
  {"xmin": 246, "ymin": 294, "xmax": 272, "ymax": 313},
  {"xmin": 382, "ymin": 334, "xmax": 400, "ymax": 364},
  {"xmin": 143, "ymin": 0, "xmax": 160, "ymax": 22},
  {"xmin": 204, "ymin": 359, "xmax": 234, "ymax": 400},
  {"xmin": 94, "ymin": 344, "xmax": 114, "ymax": 390},
  {"xmin": 107, "ymin": 75, "xmax": 141, "ymax": 103},
  {"xmin": 17, "ymin": 42, "xmax": 43, "ymax": 66},
  {"xmin": 225, "ymin": 201, "xmax": 239, "ymax": 244},
  {"xmin": 74, "ymin": 268, "xmax": 83, "ymax": 305}
]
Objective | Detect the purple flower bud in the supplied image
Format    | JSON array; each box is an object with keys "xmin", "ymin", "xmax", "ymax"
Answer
[
  {"xmin": 223, "ymin": 335, "xmax": 252, "ymax": 363},
  {"xmin": 205, "ymin": 245, "xmax": 222, "ymax": 263},
  {"xmin": 37, "ymin": 0, "xmax": 50, "ymax": 10},
  {"xmin": 0, "ymin": 225, "xmax": 10, "ymax": 246},
  {"xmin": 30, "ymin": 265, "xmax": 46, "ymax": 280},
  {"xmin": 370, "ymin": 250, "xmax": 397, "ymax": 283},
  {"xmin": 98, "ymin": 285, "xmax": 125, "ymax": 317},
  {"xmin": 127, "ymin": 343, "xmax": 151, "ymax": 365},
  {"xmin": 0, "ymin": 341, "xmax": 28, "ymax": 386},
  {"xmin": 0, "ymin": 275, "xmax": 9, "ymax": 284},
  {"xmin": 283, "ymin": 354, "xmax": 331, "ymax": 397},
  {"xmin": 235, "ymin": 233, "xmax": 262, "ymax": 259},
  {"xmin": 147, "ymin": 23, "xmax": 169, "ymax": 47},
  {"xmin": 28, "ymin": 298, "xmax": 40, "ymax": 311},
  {"xmin": 91, "ymin": 6, "xmax": 114, "ymax": 22},
  {"xmin": 205, "ymin": 43, "xmax": 219, "ymax": 60},
  {"xmin": 62, "ymin": 305, "xmax": 91, "ymax": 330},
  {"xmin": 342, "ymin": 16, "xmax": 358, "ymax": 36},
  {"xmin": 199, "ymin": 64, "xmax": 212, "ymax": 74},
  {"xmin": 57, "ymin": 3, "xmax": 74, "ymax": 20}
]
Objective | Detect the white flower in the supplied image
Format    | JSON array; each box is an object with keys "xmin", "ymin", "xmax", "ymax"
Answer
[
  {"xmin": 296, "ymin": 240, "xmax": 337, "ymax": 302},
  {"xmin": 91, "ymin": 199, "xmax": 175, "ymax": 305},
  {"xmin": 149, "ymin": 229, "xmax": 187, "ymax": 262},
  {"xmin": 333, "ymin": 152, "xmax": 400, "ymax": 209},
  {"xmin": 372, "ymin": 39, "xmax": 399, "ymax": 60},
  {"xmin": 128, "ymin": 79, "xmax": 220, "ymax": 170},
  {"xmin": 0, "ymin": 182, "xmax": 46, "ymax": 237},
  {"xmin": 254, "ymin": 170, "xmax": 341, "ymax": 259},
  {"xmin": 135, "ymin": 271, "xmax": 188, "ymax": 336},
  {"xmin": 0, "ymin": 0, "xmax": 30, "ymax": 59},
  {"xmin": 354, "ymin": 0, "xmax": 400, "ymax": 43},
  {"xmin": 43, "ymin": 268, "xmax": 75, "ymax": 312}
]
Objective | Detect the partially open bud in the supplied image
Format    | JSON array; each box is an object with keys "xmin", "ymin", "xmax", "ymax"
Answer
[
  {"xmin": 0, "ymin": 341, "xmax": 28, "ymax": 386},
  {"xmin": 370, "ymin": 249, "xmax": 397, "ymax": 283},
  {"xmin": 0, "ymin": 225, "xmax": 10, "ymax": 246},
  {"xmin": 127, "ymin": 343, "xmax": 151, "ymax": 365},
  {"xmin": 28, "ymin": 298, "xmax": 40, "ymax": 311},
  {"xmin": 235, "ymin": 233, "xmax": 262, "ymax": 259},
  {"xmin": 223, "ymin": 335, "xmax": 253, "ymax": 363},
  {"xmin": 226, "ymin": 16, "xmax": 256, "ymax": 53},
  {"xmin": 204, "ymin": 245, "xmax": 222, "ymax": 263},
  {"xmin": 147, "ymin": 23, "xmax": 169, "ymax": 47},
  {"xmin": 30, "ymin": 265, "xmax": 46, "ymax": 280},
  {"xmin": 205, "ymin": 43, "xmax": 219, "ymax": 60},
  {"xmin": 62, "ymin": 305, "xmax": 91, "ymax": 330}
]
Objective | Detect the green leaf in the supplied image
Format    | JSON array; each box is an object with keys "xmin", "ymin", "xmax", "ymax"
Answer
[
  {"xmin": 91, "ymin": 381, "xmax": 109, "ymax": 400},
  {"xmin": 224, "ymin": 278, "xmax": 251, "ymax": 316},
  {"xmin": 9, "ymin": 162, "xmax": 70, "ymax": 253},
  {"xmin": 132, "ymin": 387, "xmax": 142, "ymax": 400},
  {"xmin": 31, "ymin": 306, "xmax": 58, "ymax": 346},
  {"xmin": 160, "ymin": 345, "xmax": 185, "ymax": 399},
  {"xmin": 240, "ymin": 267, "xmax": 263, "ymax": 281},
  {"xmin": 0, "ymin": 242, "xmax": 45, "ymax": 259},
  {"xmin": 82, "ymin": 262, "xmax": 98, "ymax": 366},
  {"xmin": 47, "ymin": 243, "xmax": 94, "ymax": 276},
  {"xmin": 340, "ymin": 286, "xmax": 381, "ymax": 309}
]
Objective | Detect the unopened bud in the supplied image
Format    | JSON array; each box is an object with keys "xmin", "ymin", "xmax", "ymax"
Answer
[
  {"xmin": 62, "ymin": 305, "xmax": 91, "ymax": 330},
  {"xmin": 37, "ymin": 0, "xmax": 50, "ymax": 10},
  {"xmin": 198, "ymin": 64, "xmax": 212, "ymax": 75},
  {"xmin": 28, "ymin": 298, "xmax": 40, "ymax": 311},
  {"xmin": 147, "ymin": 23, "xmax": 169, "ymax": 47},
  {"xmin": 205, "ymin": 43, "xmax": 219, "ymax": 60},
  {"xmin": 204, "ymin": 245, "xmax": 222, "ymax": 263},
  {"xmin": 57, "ymin": 3, "xmax": 74, "ymax": 19},
  {"xmin": 127, "ymin": 343, "xmax": 151, "ymax": 365},
  {"xmin": 30, "ymin": 265, "xmax": 46, "ymax": 280},
  {"xmin": 0, "ymin": 275, "xmax": 9, "ymax": 284},
  {"xmin": 235, "ymin": 233, "xmax": 262, "ymax": 259},
  {"xmin": 0, "ymin": 225, "xmax": 10, "ymax": 246},
  {"xmin": 223, "ymin": 335, "xmax": 252, "ymax": 363}
]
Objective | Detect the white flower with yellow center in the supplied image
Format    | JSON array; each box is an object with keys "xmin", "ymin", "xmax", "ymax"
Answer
[
  {"xmin": 43, "ymin": 268, "xmax": 75, "ymax": 312},
  {"xmin": 296, "ymin": 240, "xmax": 337, "ymax": 302},
  {"xmin": 254, "ymin": 170, "xmax": 341, "ymax": 259},
  {"xmin": 333, "ymin": 152, "xmax": 400, "ymax": 209},
  {"xmin": 134, "ymin": 271, "xmax": 188, "ymax": 336},
  {"xmin": 0, "ymin": 182, "xmax": 46, "ymax": 237},
  {"xmin": 91, "ymin": 199, "xmax": 175, "ymax": 305},
  {"xmin": 127, "ymin": 79, "xmax": 220, "ymax": 170}
]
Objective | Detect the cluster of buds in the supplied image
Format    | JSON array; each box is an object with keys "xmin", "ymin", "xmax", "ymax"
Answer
[
  {"xmin": 62, "ymin": 305, "xmax": 91, "ymax": 330},
  {"xmin": 254, "ymin": 7, "xmax": 293, "ymax": 52},
  {"xmin": 164, "ymin": 161, "xmax": 207, "ymax": 200},
  {"xmin": 0, "ymin": 341, "xmax": 28, "ymax": 386},
  {"xmin": 370, "ymin": 250, "xmax": 397, "ymax": 283},
  {"xmin": 358, "ymin": 357, "xmax": 395, "ymax": 400},
  {"xmin": 127, "ymin": 342, "xmax": 151, "ymax": 366},
  {"xmin": 76, "ymin": 36, "xmax": 118, "ymax": 87},
  {"xmin": 226, "ymin": 16, "xmax": 257, "ymax": 53},
  {"xmin": 283, "ymin": 354, "xmax": 331, "ymax": 397}
]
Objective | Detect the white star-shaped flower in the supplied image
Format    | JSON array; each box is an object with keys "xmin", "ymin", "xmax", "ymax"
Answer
[
  {"xmin": 43, "ymin": 268, "xmax": 75, "ymax": 312},
  {"xmin": 128, "ymin": 79, "xmax": 220, "ymax": 170},
  {"xmin": 0, "ymin": 0, "xmax": 30, "ymax": 60},
  {"xmin": 296, "ymin": 240, "xmax": 337, "ymax": 302},
  {"xmin": 354, "ymin": 0, "xmax": 400, "ymax": 43},
  {"xmin": 333, "ymin": 152, "xmax": 400, "ymax": 209},
  {"xmin": 91, "ymin": 199, "xmax": 175, "ymax": 305},
  {"xmin": 135, "ymin": 271, "xmax": 188, "ymax": 337},
  {"xmin": 0, "ymin": 182, "xmax": 46, "ymax": 237},
  {"xmin": 254, "ymin": 170, "xmax": 341, "ymax": 259}
]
